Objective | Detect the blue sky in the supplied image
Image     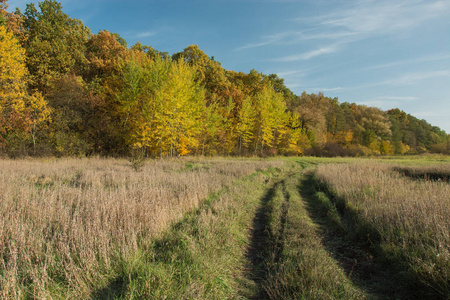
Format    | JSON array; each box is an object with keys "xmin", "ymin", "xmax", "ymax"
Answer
[{"xmin": 9, "ymin": 0, "xmax": 450, "ymax": 132}]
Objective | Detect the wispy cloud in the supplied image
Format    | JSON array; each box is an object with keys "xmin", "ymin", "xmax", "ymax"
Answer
[
  {"xmin": 358, "ymin": 95, "xmax": 418, "ymax": 108},
  {"xmin": 365, "ymin": 54, "xmax": 450, "ymax": 70},
  {"xmin": 275, "ymin": 70, "xmax": 305, "ymax": 77},
  {"xmin": 135, "ymin": 31, "xmax": 157, "ymax": 38},
  {"xmin": 412, "ymin": 110, "xmax": 450, "ymax": 118},
  {"xmin": 313, "ymin": 87, "xmax": 345, "ymax": 92},
  {"xmin": 236, "ymin": 31, "xmax": 298, "ymax": 50},
  {"xmin": 122, "ymin": 29, "xmax": 164, "ymax": 41},
  {"xmin": 274, "ymin": 44, "xmax": 340, "ymax": 61},
  {"xmin": 347, "ymin": 70, "xmax": 450, "ymax": 90},
  {"xmin": 299, "ymin": 0, "xmax": 450, "ymax": 39},
  {"xmin": 387, "ymin": 70, "xmax": 450, "ymax": 86},
  {"xmin": 237, "ymin": 0, "xmax": 450, "ymax": 58}
]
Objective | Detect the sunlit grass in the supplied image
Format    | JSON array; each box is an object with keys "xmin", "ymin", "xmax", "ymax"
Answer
[
  {"xmin": 0, "ymin": 157, "xmax": 283, "ymax": 298},
  {"xmin": 315, "ymin": 161, "xmax": 450, "ymax": 298}
]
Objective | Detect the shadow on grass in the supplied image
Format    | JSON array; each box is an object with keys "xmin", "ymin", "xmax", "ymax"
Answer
[
  {"xmin": 92, "ymin": 276, "xmax": 129, "ymax": 300},
  {"xmin": 275, "ymin": 181, "xmax": 290, "ymax": 265},
  {"xmin": 246, "ymin": 181, "xmax": 277, "ymax": 300},
  {"xmin": 298, "ymin": 174, "xmax": 445, "ymax": 300},
  {"xmin": 246, "ymin": 179, "xmax": 290, "ymax": 300},
  {"xmin": 393, "ymin": 167, "xmax": 450, "ymax": 183}
]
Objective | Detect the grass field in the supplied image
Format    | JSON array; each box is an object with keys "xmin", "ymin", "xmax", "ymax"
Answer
[{"xmin": 0, "ymin": 156, "xmax": 448, "ymax": 299}]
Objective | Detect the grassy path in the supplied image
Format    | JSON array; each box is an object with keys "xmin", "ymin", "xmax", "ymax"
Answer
[
  {"xmin": 247, "ymin": 165, "xmax": 370, "ymax": 299},
  {"xmin": 91, "ymin": 165, "xmax": 286, "ymax": 299},
  {"xmin": 93, "ymin": 159, "xmax": 377, "ymax": 299},
  {"xmin": 245, "ymin": 178, "xmax": 290, "ymax": 299}
]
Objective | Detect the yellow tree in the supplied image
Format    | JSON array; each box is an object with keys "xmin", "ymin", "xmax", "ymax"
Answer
[
  {"xmin": 197, "ymin": 101, "xmax": 223, "ymax": 155},
  {"xmin": 253, "ymin": 85, "xmax": 288, "ymax": 155},
  {"xmin": 282, "ymin": 112, "xmax": 311, "ymax": 155},
  {"xmin": 236, "ymin": 96, "xmax": 256, "ymax": 154},
  {"xmin": 0, "ymin": 25, "xmax": 51, "ymax": 154},
  {"xmin": 25, "ymin": 91, "xmax": 52, "ymax": 152},
  {"xmin": 118, "ymin": 55, "xmax": 205, "ymax": 157},
  {"xmin": 117, "ymin": 52, "xmax": 152, "ymax": 150},
  {"xmin": 153, "ymin": 59, "xmax": 204, "ymax": 156},
  {"xmin": 0, "ymin": 25, "xmax": 26, "ymax": 114},
  {"xmin": 0, "ymin": 24, "xmax": 27, "ymax": 149}
]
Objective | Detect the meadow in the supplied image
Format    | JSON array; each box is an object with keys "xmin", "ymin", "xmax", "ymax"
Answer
[
  {"xmin": 0, "ymin": 157, "xmax": 282, "ymax": 298},
  {"xmin": 0, "ymin": 156, "xmax": 448, "ymax": 299},
  {"xmin": 314, "ymin": 161, "xmax": 449, "ymax": 299}
]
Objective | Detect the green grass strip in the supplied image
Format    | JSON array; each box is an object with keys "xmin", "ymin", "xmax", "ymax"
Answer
[
  {"xmin": 261, "ymin": 166, "xmax": 369, "ymax": 299},
  {"xmin": 92, "ymin": 165, "xmax": 287, "ymax": 299}
]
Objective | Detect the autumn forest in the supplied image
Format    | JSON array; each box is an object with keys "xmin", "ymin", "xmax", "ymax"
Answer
[{"xmin": 1, "ymin": 0, "xmax": 449, "ymax": 158}]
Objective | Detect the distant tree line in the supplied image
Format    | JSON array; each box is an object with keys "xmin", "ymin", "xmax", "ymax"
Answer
[{"xmin": 1, "ymin": 0, "xmax": 448, "ymax": 157}]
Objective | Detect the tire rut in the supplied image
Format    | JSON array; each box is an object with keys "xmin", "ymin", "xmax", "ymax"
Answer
[{"xmin": 245, "ymin": 177, "xmax": 291, "ymax": 300}]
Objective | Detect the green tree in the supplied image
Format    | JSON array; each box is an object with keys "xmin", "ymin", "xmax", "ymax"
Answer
[
  {"xmin": 46, "ymin": 74, "xmax": 91, "ymax": 156},
  {"xmin": 350, "ymin": 104, "xmax": 392, "ymax": 154},
  {"xmin": 291, "ymin": 92, "xmax": 331, "ymax": 146},
  {"xmin": 22, "ymin": 0, "xmax": 90, "ymax": 91}
]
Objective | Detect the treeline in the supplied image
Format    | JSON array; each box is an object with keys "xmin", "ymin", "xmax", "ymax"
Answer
[{"xmin": 1, "ymin": 0, "xmax": 449, "ymax": 157}]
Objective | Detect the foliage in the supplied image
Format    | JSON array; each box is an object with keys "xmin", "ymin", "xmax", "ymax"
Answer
[
  {"xmin": 22, "ymin": 0, "xmax": 90, "ymax": 91},
  {"xmin": 1, "ymin": 0, "xmax": 448, "ymax": 157},
  {"xmin": 0, "ymin": 24, "xmax": 52, "ymax": 155},
  {"xmin": 315, "ymin": 162, "xmax": 450, "ymax": 298}
]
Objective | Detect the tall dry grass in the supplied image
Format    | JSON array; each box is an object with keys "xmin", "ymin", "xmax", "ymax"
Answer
[
  {"xmin": 0, "ymin": 157, "xmax": 282, "ymax": 298},
  {"xmin": 315, "ymin": 162, "xmax": 450, "ymax": 297},
  {"xmin": 393, "ymin": 164, "xmax": 450, "ymax": 182}
]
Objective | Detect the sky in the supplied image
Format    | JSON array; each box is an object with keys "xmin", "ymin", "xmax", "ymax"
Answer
[{"xmin": 8, "ymin": 0, "xmax": 450, "ymax": 133}]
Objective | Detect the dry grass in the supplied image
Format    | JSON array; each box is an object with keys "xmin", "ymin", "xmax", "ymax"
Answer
[
  {"xmin": 392, "ymin": 164, "xmax": 450, "ymax": 182},
  {"xmin": 315, "ymin": 162, "xmax": 450, "ymax": 298},
  {"xmin": 0, "ymin": 157, "xmax": 283, "ymax": 298}
]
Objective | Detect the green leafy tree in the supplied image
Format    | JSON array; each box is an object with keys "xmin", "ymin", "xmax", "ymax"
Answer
[
  {"xmin": 291, "ymin": 92, "xmax": 331, "ymax": 146},
  {"xmin": 46, "ymin": 74, "xmax": 93, "ymax": 156},
  {"xmin": 22, "ymin": 0, "xmax": 90, "ymax": 91},
  {"xmin": 350, "ymin": 104, "xmax": 392, "ymax": 154}
]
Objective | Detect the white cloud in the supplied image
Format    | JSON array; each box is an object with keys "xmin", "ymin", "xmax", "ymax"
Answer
[
  {"xmin": 136, "ymin": 31, "xmax": 157, "ymax": 38},
  {"xmin": 388, "ymin": 70, "xmax": 450, "ymax": 86},
  {"xmin": 238, "ymin": 0, "xmax": 450, "ymax": 58},
  {"xmin": 236, "ymin": 31, "xmax": 298, "ymax": 50},
  {"xmin": 313, "ymin": 87, "xmax": 344, "ymax": 92},
  {"xmin": 358, "ymin": 95, "xmax": 417, "ymax": 108},
  {"xmin": 347, "ymin": 70, "xmax": 450, "ymax": 90},
  {"xmin": 275, "ymin": 70, "xmax": 305, "ymax": 77},
  {"xmin": 301, "ymin": 0, "xmax": 450, "ymax": 39},
  {"xmin": 274, "ymin": 44, "xmax": 340, "ymax": 61},
  {"xmin": 412, "ymin": 110, "xmax": 450, "ymax": 118},
  {"xmin": 365, "ymin": 54, "xmax": 450, "ymax": 70}
]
